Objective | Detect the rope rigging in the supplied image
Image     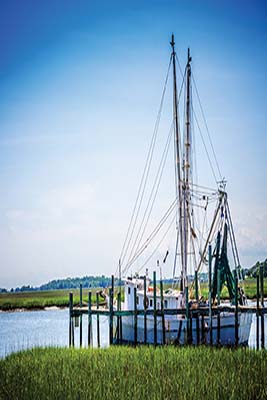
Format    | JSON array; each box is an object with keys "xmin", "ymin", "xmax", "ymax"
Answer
[
  {"xmin": 117, "ymin": 44, "xmax": 239, "ymax": 293},
  {"xmin": 117, "ymin": 56, "xmax": 172, "ymax": 274},
  {"xmin": 125, "ymin": 121, "xmax": 173, "ymax": 268},
  {"xmin": 135, "ymin": 212, "xmax": 177, "ymax": 275},
  {"xmin": 192, "ymin": 74, "xmax": 223, "ymax": 182},
  {"xmin": 122, "ymin": 196, "xmax": 178, "ymax": 275}
]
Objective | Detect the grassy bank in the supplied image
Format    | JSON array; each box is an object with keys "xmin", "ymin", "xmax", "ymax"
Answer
[
  {"xmin": 0, "ymin": 289, "xmax": 100, "ymax": 311},
  {"xmin": 0, "ymin": 346, "xmax": 266, "ymax": 400},
  {"xmin": 197, "ymin": 278, "xmax": 267, "ymax": 300},
  {"xmin": 0, "ymin": 278, "xmax": 266, "ymax": 311}
]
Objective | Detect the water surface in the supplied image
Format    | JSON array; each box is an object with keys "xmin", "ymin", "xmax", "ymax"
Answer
[{"xmin": 0, "ymin": 308, "xmax": 266, "ymax": 358}]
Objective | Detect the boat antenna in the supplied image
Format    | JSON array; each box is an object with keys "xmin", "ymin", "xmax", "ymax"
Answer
[
  {"xmin": 163, "ymin": 250, "xmax": 169, "ymax": 264},
  {"xmin": 170, "ymin": 34, "xmax": 185, "ymax": 291}
]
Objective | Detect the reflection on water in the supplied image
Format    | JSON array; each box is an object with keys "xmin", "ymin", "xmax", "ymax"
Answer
[
  {"xmin": 0, "ymin": 308, "xmax": 266, "ymax": 358},
  {"xmin": 0, "ymin": 309, "xmax": 109, "ymax": 358}
]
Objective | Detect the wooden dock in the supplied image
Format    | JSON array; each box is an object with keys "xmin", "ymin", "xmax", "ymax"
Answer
[{"xmin": 69, "ymin": 266, "xmax": 266, "ymax": 349}]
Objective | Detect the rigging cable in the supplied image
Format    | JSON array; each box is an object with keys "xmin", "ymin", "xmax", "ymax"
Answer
[
  {"xmin": 122, "ymin": 196, "xmax": 178, "ymax": 274},
  {"xmin": 192, "ymin": 73, "xmax": 223, "ymax": 182},
  {"xmin": 126, "ymin": 122, "xmax": 173, "ymax": 267},
  {"xmin": 192, "ymin": 108, "xmax": 218, "ymax": 184},
  {"xmin": 117, "ymin": 56, "xmax": 172, "ymax": 274},
  {"xmin": 127, "ymin": 67, "xmax": 186, "ymax": 275},
  {"xmin": 225, "ymin": 200, "xmax": 241, "ymax": 268},
  {"xmin": 136, "ymin": 213, "xmax": 177, "ymax": 274}
]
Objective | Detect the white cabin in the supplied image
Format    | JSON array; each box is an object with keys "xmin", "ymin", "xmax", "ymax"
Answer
[{"xmin": 123, "ymin": 277, "xmax": 185, "ymax": 311}]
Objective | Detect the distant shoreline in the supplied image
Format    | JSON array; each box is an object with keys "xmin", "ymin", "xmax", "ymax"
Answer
[
  {"xmin": 0, "ymin": 305, "xmax": 67, "ymax": 313},
  {"xmin": 0, "ymin": 279, "xmax": 266, "ymax": 312},
  {"xmin": 1, "ymin": 298, "xmax": 266, "ymax": 313}
]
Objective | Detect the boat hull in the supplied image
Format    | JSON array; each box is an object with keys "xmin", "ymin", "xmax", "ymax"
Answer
[{"xmin": 115, "ymin": 312, "xmax": 252, "ymax": 346}]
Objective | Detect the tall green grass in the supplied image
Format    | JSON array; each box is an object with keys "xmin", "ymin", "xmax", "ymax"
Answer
[
  {"xmin": 199, "ymin": 279, "xmax": 267, "ymax": 300},
  {"xmin": 0, "ymin": 289, "xmax": 98, "ymax": 311},
  {"xmin": 0, "ymin": 346, "xmax": 266, "ymax": 400}
]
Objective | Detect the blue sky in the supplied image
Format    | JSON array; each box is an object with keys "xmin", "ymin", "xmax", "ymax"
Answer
[{"xmin": 0, "ymin": 0, "xmax": 266, "ymax": 288}]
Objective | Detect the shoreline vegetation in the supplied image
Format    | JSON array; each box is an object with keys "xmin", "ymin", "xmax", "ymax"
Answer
[
  {"xmin": 0, "ymin": 346, "xmax": 266, "ymax": 400},
  {"xmin": 0, "ymin": 279, "xmax": 266, "ymax": 311}
]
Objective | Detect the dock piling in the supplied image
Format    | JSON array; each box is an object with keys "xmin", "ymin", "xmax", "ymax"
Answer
[
  {"xmin": 88, "ymin": 291, "xmax": 92, "ymax": 347},
  {"xmin": 117, "ymin": 291, "xmax": 122, "ymax": 344},
  {"xmin": 153, "ymin": 271, "xmax": 157, "ymax": 345},
  {"xmin": 234, "ymin": 276, "xmax": 239, "ymax": 346},
  {"xmin": 144, "ymin": 276, "xmax": 147, "ymax": 344},
  {"xmin": 109, "ymin": 275, "xmax": 114, "ymax": 345},
  {"xmin": 134, "ymin": 287, "xmax": 138, "ymax": 345},
  {"xmin": 69, "ymin": 292, "xmax": 73, "ymax": 347},
  {"xmin": 208, "ymin": 244, "xmax": 213, "ymax": 345},
  {"xmin": 96, "ymin": 291, "xmax": 100, "ymax": 347},
  {"xmin": 256, "ymin": 274, "xmax": 260, "ymax": 350},
  {"xmin": 217, "ymin": 269, "xmax": 221, "ymax": 346},
  {"xmin": 79, "ymin": 284, "xmax": 83, "ymax": 347},
  {"xmin": 195, "ymin": 270, "xmax": 200, "ymax": 345},
  {"xmin": 160, "ymin": 279, "xmax": 166, "ymax": 345},
  {"xmin": 185, "ymin": 286, "xmax": 190, "ymax": 344},
  {"xmin": 260, "ymin": 265, "xmax": 265, "ymax": 349}
]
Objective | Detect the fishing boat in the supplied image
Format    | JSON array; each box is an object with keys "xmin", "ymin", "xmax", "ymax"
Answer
[{"xmin": 114, "ymin": 35, "xmax": 252, "ymax": 345}]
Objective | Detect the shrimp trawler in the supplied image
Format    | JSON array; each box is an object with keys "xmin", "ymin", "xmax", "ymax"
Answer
[{"xmin": 114, "ymin": 35, "xmax": 252, "ymax": 346}]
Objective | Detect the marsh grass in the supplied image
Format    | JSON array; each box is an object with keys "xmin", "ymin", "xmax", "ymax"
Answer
[
  {"xmin": 0, "ymin": 346, "xmax": 266, "ymax": 400},
  {"xmin": 0, "ymin": 289, "xmax": 97, "ymax": 311}
]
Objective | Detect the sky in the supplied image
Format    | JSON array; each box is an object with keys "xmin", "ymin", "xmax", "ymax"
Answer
[{"xmin": 0, "ymin": 0, "xmax": 266, "ymax": 288}]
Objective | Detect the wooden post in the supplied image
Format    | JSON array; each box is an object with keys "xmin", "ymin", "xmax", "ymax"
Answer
[
  {"xmin": 201, "ymin": 313, "xmax": 205, "ymax": 344},
  {"xmin": 160, "ymin": 279, "xmax": 165, "ymax": 345},
  {"xmin": 116, "ymin": 291, "xmax": 121, "ymax": 344},
  {"xmin": 119, "ymin": 291, "xmax": 123, "ymax": 344},
  {"xmin": 189, "ymin": 309, "xmax": 193, "ymax": 345},
  {"xmin": 69, "ymin": 292, "xmax": 73, "ymax": 347},
  {"xmin": 88, "ymin": 291, "xmax": 92, "ymax": 347},
  {"xmin": 79, "ymin": 283, "xmax": 83, "ymax": 348},
  {"xmin": 195, "ymin": 270, "xmax": 200, "ymax": 345},
  {"xmin": 217, "ymin": 269, "xmax": 221, "ymax": 346},
  {"xmin": 260, "ymin": 265, "xmax": 265, "ymax": 349},
  {"xmin": 109, "ymin": 275, "xmax": 114, "ymax": 345},
  {"xmin": 208, "ymin": 244, "xmax": 213, "ymax": 345},
  {"xmin": 185, "ymin": 286, "xmax": 190, "ymax": 344},
  {"xmin": 256, "ymin": 274, "xmax": 260, "ymax": 350},
  {"xmin": 234, "ymin": 275, "xmax": 239, "ymax": 347},
  {"xmin": 144, "ymin": 276, "xmax": 147, "ymax": 344},
  {"xmin": 96, "ymin": 291, "xmax": 100, "ymax": 348},
  {"xmin": 153, "ymin": 271, "xmax": 157, "ymax": 345},
  {"xmin": 195, "ymin": 270, "xmax": 199, "ymax": 301},
  {"xmin": 134, "ymin": 287, "xmax": 138, "ymax": 345}
]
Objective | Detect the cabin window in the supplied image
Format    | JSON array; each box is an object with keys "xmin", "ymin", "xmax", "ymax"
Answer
[
  {"xmin": 149, "ymin": 299, "xmax": 153, "ymax": 307},
  {"xmin": 164, "ymin": 300, "xmax": 168, "ymax": 308},
  {"xmin": 128, "ymin": 287, "xmax": 131, "ymax": 295},
  {"xmin": 137, "ymin": 296, "xmax": 139, "ymax": 305}
]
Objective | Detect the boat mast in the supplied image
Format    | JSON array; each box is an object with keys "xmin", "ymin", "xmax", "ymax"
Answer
[
  {"xmin": 170, "ymin": 35, "xmax": 185, "ymax": 291},
  {"xmin": 183, "ymin": 48, "xmax": 192, "ymax": 288}
]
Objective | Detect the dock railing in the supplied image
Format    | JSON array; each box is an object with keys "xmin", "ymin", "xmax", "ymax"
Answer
[{"xmin": 69, "ymin": 267, "xmax": 266, "ymax": 349}]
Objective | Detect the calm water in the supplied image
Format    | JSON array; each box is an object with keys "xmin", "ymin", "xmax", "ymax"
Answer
[{"xmin": 0, "ymin": 308, "xmax": 266, "ymax": 358}]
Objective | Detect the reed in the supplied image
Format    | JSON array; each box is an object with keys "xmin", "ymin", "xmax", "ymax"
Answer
[
  {"xmin": 0, "ymin": 346, "xmax": 266, "ymax": 400},
  {"xmin": 0, "ymin": 288, "xmax": 109, "ymax": 311}
]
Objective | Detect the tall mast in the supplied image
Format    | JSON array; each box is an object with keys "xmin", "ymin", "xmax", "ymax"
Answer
[
  {"xmin": 182, "ymin": 48, "xmax": 192, "ymax": 287},
  {"xmin": 170, "ymin": 35, "xmax": 185, "ymax": 291},
  {"xmin": 185, "ymin": 49, "xmax": 192, "ymax": 191}
]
